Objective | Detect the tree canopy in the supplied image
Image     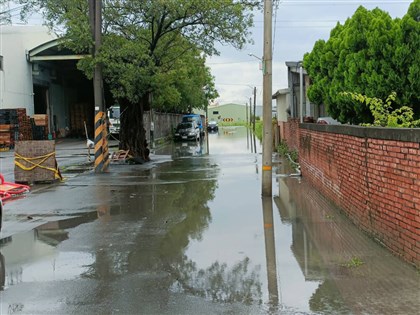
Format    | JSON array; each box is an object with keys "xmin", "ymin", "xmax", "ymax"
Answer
[
  {"xmin": 303, "ymin": 0, "xmax": 420, "ymax": 125},
  {"xmin": 7, "ymin": 0, "xmax": 259, "ymax": 159}
]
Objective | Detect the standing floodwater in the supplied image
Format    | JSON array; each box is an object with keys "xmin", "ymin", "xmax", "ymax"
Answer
[{"xmin": 0, "ymin": 126, "xmax": 418, "ymax": 314}]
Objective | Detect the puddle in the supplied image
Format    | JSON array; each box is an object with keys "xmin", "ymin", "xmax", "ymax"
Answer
[{"xmin": 0, "ymin": 127, "xmax": 418, "ymax": 314}]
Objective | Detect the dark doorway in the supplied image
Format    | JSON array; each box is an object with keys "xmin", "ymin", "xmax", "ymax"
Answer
[{"xmin": 34, "ymin": 85, "xmax": 48, "ymax": 114}]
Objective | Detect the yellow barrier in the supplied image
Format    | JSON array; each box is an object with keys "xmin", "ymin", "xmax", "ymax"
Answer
[
  {"xmin": 14, "ymin": 152, "xmax": 62, "ymax": 180},
  {"xmin": 94, "ymin": 111, "xmax": 109, "ymax": 172}
]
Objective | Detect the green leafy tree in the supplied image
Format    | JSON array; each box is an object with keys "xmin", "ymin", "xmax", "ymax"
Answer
[
  {"xmin": 341, "ymin": 91, "xmax": 420, "ymax": 127},
  {"xmin": 304, "ymin": 1, "xmax": 420, "ymax": 125},
  {"xmin": 8, "ymin": 0, "xmax": 258, "ymax": 160}
]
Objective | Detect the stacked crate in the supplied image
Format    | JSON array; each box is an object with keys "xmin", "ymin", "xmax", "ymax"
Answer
[
  {"xmin": 0, "ymin": 124, "xmax": 12, "ymax": 150},
  {"xmin": 70, "ymin": 103, "xmax": 91, "ymax": 137},
  {"xmin": 18, "ymin": 112, "xmax": 32, "ymax": 141},
  {"xmin": 0, "ymin": 108, "xmax": 34, "ymax": 149},
  {"xmin": 31, "ymin": 114, "xmax": 49, "ymax": 140},
  {"xmin": 0, "ymin": 109, "xmax": 19, "ymax": 149}
]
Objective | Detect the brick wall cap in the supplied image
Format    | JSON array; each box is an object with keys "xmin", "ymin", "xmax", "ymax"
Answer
[{"xmin": 300, "ymin": 123, "xmax": 420, "ymax": 143}]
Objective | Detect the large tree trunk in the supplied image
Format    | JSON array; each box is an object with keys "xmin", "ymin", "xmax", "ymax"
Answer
[{"xmin": 119, "ymin": 95, "xmax": 150, "ymax": 163}]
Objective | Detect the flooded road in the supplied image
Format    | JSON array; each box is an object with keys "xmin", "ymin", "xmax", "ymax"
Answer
[{"xmin": 0, "ymin": 126, "xmax": 419, "ymax": 314}]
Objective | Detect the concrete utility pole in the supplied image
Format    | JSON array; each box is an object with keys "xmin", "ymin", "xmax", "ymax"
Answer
[
  {"xmin": 249, "ymin": 96, "xmax": 252, "ymax": 129},
  {"xmin": 253, "ymin": 86, "xmax": 257, "ymax": 137},
  {"xmin": 246, "ymin": 101, "xmax": 249, "ymax": 125},
  {"xmin": 299, "ymin": 63, "xmax": 304, "ymax": 123},
  {"xmin": 89, "ymin": 0, "xmax": 109, "ymax": 172},
  {"xmin": 262, "ymin": 0, "xmax": 273, "ymax": 196},
  {"xmin": 253, "ymin": 87, "xmax": 257, "ymax": 153},
  {"xmin": 94, "ymin": 0, "xmax": 103, "ymax": 113}
]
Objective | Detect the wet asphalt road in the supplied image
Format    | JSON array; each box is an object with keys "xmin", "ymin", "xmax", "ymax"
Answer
[{"xmin": 0, "ymin": 127, "xmax": 419, "ymax": 315}]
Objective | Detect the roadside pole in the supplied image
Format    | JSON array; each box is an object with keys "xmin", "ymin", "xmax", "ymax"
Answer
[
  {"xmin": 89, "ymin": 0, "xmax": 109, "ymax": 172},
  {"xmin": 253, "ymin": 87, "xmax": 257, "ymax": 132},
  {"xmin": 262, "ymin": 0, "xmax": 273, "ymax": 196}
]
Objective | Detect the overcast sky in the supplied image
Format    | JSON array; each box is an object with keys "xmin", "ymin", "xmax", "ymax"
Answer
[
  {"xmin": 4, "ymin": 0, "xmax": 413, "ymax": 107},
  {"xmin": 208, "ymin": 0, "xmax": 412, "ymax": 106}
]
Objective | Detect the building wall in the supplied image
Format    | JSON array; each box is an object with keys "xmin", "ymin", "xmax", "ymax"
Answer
[
  {"xmin": 284, "ymin": 121, "xmax": 420, "ymax": 268},
  {"xmin": 0, "ymin": 26, "xmax": 56, "ymax": 113},
  {"xmin": 283, "ymin": 118, "xmax": 300, "ymax": 151},
  {"xmin": 206, "ymin": 103, "xmax": 249, "ymax": 123},
  {"xmin": 275, "ymin": 93, "xmax": 289, "ymax": 122},
  {"xmin": 144, "ymin": 111, "xmax": 182, "ymax": 142}
]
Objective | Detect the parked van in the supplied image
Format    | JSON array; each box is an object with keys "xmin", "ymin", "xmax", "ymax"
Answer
[
  {"xmin": 107, "ymin": 105, "xmax": 121, "ymax": 134},
  {"xmin": 181, "ymin": 114, "xmax": 205, "ymax": 136}
]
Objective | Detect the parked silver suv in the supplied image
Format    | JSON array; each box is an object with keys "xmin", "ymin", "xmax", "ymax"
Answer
[{"xmin": 174, "ymin": 122, "xmax": 200, "ymax": 141}]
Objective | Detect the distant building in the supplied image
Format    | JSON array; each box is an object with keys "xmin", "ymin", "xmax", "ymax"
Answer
[
  {"xmin": 0, "ymin": 25, "xmax": 106, "ymax": 138},
  {"xmin": 273, "ymin": 61, "xmax": 326, "ymax": 124},
  {"xmin": 198, "ymin": 103, "xmax": 263, "ymax": 123},
  {"xmin": 273, "ymin": 61, "xmax": 328, "ymax": 141}
]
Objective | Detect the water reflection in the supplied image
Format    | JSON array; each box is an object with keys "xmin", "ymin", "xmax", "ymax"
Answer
[
  {"xmin": 208, "ymin": 126, "xmax": 260, "ymax": 155},
  {"xmin": 262, "ymin": 197, "xmax": 279, "ymax": 310},
  {"xmin": 0, "ymin": 252, "xmax": 5, "ymax": 290},
  {"xmin": 276, "ymin": 176, "xmax": 420, "ymax": 314},
  {"xmin": 69, "ymin": 150, "xmax": 264, "ymax": 306},
  {"xmin": 0, "ymin": 212, "xmax": 98, "ymax": 290},
  {"xmin": 173, "ymin": 140, "xmax": 205, "ymax": 158},
  {"xmin": 170, "ymin": 257, "xmax": 262, "ymax": 305}
]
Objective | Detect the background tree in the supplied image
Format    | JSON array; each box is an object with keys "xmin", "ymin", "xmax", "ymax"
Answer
[
  {"xmin": 9, "ymin": 0, "xmax": 258, "ymax": 160},
  {"xmin": 303, "ymin": 1, "xmax": 420, "ymax": 125}
]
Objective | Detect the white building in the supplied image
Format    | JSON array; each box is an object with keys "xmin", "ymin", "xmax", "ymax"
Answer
[
  {"xmin": 0, "ymin": 25, "xmax": 100, "ymax": 138},
  {"xmin": 0, "ymin": 25, "xmax": 56, "ymax": 114}
]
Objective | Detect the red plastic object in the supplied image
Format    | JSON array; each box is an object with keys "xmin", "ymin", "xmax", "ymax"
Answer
[
  {"xmin": 0, "ymin": 191, "xmax": 12, "ymax": 202},
  {"xmin": 0, "ymin": 174, "xmax": 30, "ymax": 199}
]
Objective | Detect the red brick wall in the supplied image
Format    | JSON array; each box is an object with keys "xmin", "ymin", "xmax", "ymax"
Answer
[
  {"xmin": 284, "ymin": 123, "xmax": 420, "ymax": 267},
  {"xmin": 284, "ymin": 118, "xmax": 300, "ymax": 151}
]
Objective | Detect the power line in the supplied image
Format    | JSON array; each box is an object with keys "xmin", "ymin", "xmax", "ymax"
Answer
[
  {"xmin": 216, "ymin": 83, "xmax": 263, "ymax": 87},
  {"xmin": 273, "ymin": 0, "xmax": 281, "ymax": 55},
  {"xmin": 0, "ymin": 5, "xmax": 24, "ymax": 15},
  {"xmin": 279, "ymin": 0, "xmax": 411, "ymax": 4},
  {"xmin": 207, "ymin": 60, "xmax": 257, "ymax": 65}
]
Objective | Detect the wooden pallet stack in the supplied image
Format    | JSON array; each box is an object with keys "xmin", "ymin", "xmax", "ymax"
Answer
[
  {"xmin": 18, "ymin": 109, "xmax": 32, "ymax": 141},
  {"xmin": 0, "ymin": 109, "xmax": 20, "ymax": 149},
  {"xmin": 0, "ymin": 124, "xmax": 12, "ymax": 150},
  {"xmin": 0, "ymin": 108, "xmax": 34, "ymax": 149},
  {"xmin": 31, "ymin": 114, "xmax": 49, "ymax": 140},
  {"xmin": 70, "ymin": 103, "xmax": 91, "ymax": 137}
]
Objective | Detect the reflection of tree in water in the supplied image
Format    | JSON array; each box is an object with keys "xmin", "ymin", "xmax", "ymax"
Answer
[
  {"xmin": 70, "ymin": 158, "xmax": 265, "ymax": 309},
  {"xmin": 170, "ymin": 256, "xmax": 262, "ymax": 305},
  {"xmin": 83, "ymin": 158, "xmax": 218, "ymax": 275},
  {"xmin": 309, "ymin": 279, "xmax": 351, "ymax": 314}
]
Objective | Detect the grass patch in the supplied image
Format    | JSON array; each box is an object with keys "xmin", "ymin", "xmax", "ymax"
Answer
[
  {"xmin": 277, "ymin": 140, "xmax": 299, "ymax": 165},
  {"xmin": 218, "ymin": 121, "xmax": 248, "ymax": 127},
  {"xmin": 341, "ymin": 257, "xmax": 364, "ymax": 268},
  {"xmin": 254, "ymin": 121, "xmax": 263, "ymax": 141}
]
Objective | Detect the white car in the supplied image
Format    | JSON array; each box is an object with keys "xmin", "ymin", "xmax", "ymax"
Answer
[{"xmin": 317, "ymin": 117, "xmax": 341, "ymax": 125}]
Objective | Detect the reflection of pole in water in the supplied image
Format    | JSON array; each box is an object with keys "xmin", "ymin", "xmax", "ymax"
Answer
[
  {"xmin": 96, "ymin": 183, "xmax": 111, "ymax": 221},
  {"xmin": 262, "ymin": 196, "xmax": 279, "ymax": 308},
  {"xmin": 206, "ymin": 128, "xmax": 210, "ymax": 155},
  {"xmin": 246, "ymin": 119, "xmax": 250, "ymax": 149},
  {"xmin": 249, "ymin": 126, "xmax": 254, "ymax": 153},
  {"xmin": 0, "ymin": 252, "xmax": 5, "ymax": 290},
  {"xmin": 250, "ymin": 120, "xmax": 257, "ymax": 153}
]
